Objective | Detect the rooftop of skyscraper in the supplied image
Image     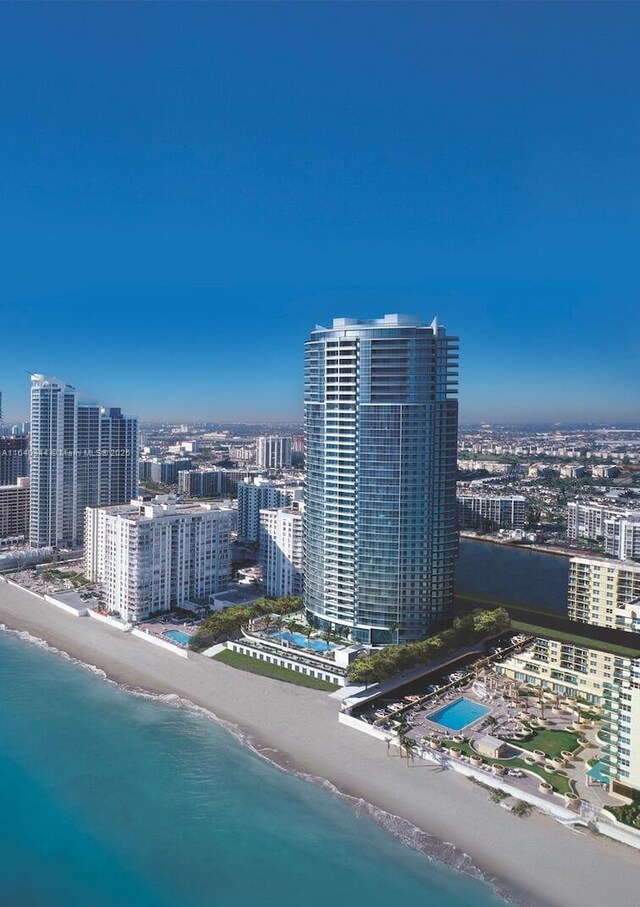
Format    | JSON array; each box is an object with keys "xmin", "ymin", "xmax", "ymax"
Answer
[{"xmin": 318, "ymin": 313, "xmax": 440, "ymax": 331}]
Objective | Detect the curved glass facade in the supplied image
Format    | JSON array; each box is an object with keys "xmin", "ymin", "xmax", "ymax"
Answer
[{"xmin": 303, "ymin": 315, "xmax": 458, "ymax": 645}]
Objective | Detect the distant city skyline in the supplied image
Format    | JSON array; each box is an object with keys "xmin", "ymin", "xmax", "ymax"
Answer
[{"xmin": 0, "ymin": 4, "xmax": 639, "ymax": 424}]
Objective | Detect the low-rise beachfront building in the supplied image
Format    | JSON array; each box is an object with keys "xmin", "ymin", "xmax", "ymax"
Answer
[
  {"xmin": 568, "ymin": 557, "xmax": 640, "ymax": 632},
  {"xmin": 226, "ymin": 630, "xmax": 362, "ymax": 687},
  {"xmin": 85, "ymin": 495, "xmax": 234, "ymax": 622}
]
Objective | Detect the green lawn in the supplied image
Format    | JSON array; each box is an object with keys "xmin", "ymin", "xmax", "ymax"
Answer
[
  {"xmin": 439, "ymin": 739, "xmax": 575, "ymax": 795},
  {"xmin": 508, "ymin": 728, "xmax": 581, "ymax": 759},
  {"xmin": 212, "ymin": 649, "xmax": 339, "ymax": 692}
]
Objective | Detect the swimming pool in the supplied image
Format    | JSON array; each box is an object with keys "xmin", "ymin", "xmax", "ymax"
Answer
[
  {"xmin": 587, "ymin": 760, "xmax": 609, "ymax": 784},
  {"xmin": 267, "ymin": 630, "xmax": 336, "ymax": 653},
  {"xmin": 427, "ymin": 698, "xmax": 490, "ymax": 731},
  {"xmin": 163, "ymin": 629, "xmax": 193, "ymax": 646}
]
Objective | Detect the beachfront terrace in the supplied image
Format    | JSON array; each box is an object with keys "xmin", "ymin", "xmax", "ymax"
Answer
[
  {"xmin": 227, "ymin": 636, "xmax": 350, "ymax": 686},
  {"xmin": 137, "ymin": 612, "xmax": 201, "ymax": 648},
  {"xmin": 219, "ymin": 614, "xmax": 366, "ymax": 686},
  {"xmin": 350, "ymin": 637, "xmax": 623, "ymax": 809}
]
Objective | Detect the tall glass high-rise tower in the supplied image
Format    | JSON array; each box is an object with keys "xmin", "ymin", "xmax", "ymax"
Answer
[
  {"xmin": 304, "ymin": 314, "xmax": 459, "ymax": 646},
  {"xmin": 30, "ymin": 375, "xmax": 138, "ymax": 549}
]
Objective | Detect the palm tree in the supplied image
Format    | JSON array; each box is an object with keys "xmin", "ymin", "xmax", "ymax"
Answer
[
  {"xmin": 305, "ymin": 621, "xmax": 314, "ymax": 646},
  {"xmin": 273, "ymin": 613, "xmax": 286, "ymax": 642},
  {"xmin": 261, "ymin": 614, "xmax": 274, "ymax": 635},
  {"xmin": 286, "ymin": 618, "xmax": 307, "ymax": 647},
  {"xmin": 398, "ymin": 734, "xmax": 415, "ymax": 766},
  {"xmin": 322, "ymin": 627, "xmax": 335, "ymax": 649},
  {"xmin": 537, "ymin": 686, "xmax": 546, "ymax": 720},
  {"xmin": 286, "ymin": 617, "xmax": 306, "ymax": 636}
]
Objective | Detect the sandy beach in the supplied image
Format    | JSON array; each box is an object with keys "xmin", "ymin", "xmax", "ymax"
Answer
[{"xmin": 1, "ymin": 580, "xmax": 638, "ymax": 907}]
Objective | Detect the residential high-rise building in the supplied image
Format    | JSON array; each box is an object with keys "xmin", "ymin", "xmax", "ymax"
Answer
[
  {"xmin": 139, "ymin": 457, "xmax": 192, "ymax": 486},
  {"xmin": 256, "ymin": 436, "xmax": 292, "ymax": 470},
  {"xmin": 29, "ymin": 374, "xmax": 138, "ymax": 548},
  {"xmin": 259, "ymin": 501, "xmax": 304, "ymax": 597},
  {"xmin": 178, "ymin": 468, "xmax": 223, "ymax": 498},
  {"xmin": 85, "ymin": 496, "xmax": 234, "ymax": 622},
  {"xmin": 229, "ymin": 445, "xmax": 255, "ymax": 463},
  {"xmin": 76, "ymin": 403, "xmax": 101, "ymax": 541},
  {"xmin": 0, "ymin": 436, "xmax": 29, "ymax": 486},
  {"xmin": 604, "ymin": 513, "xmax": 640, "ymax": 561},
  {"xmin": 0, "ymin": 477, "xmax": 30, "ymax": 544},
  {"xmin": 30, "ymin": 375, "xmax": 78, "ymax": 548},
  {"xmin": 457, "ymin": 494, "xmax": 526, "ymax": 531},
  {"xmin": 304, "ymin": 313, "xmax": 459, "ymax": 645},
  {"xmin": 237, "ymin": 477, "xmax": 288, "ymax": 543},
  {"xmin": 219, "ymin": 468, "xmax": 264, "ymax": 497},
  {"xmin": 499, "ymin": 555, "xmax": 640, "ymax": 798},
  {"xmin": 99, "ymin": 407, "xmax": 138, "ymax": 505},
  {"xmin": 567, "ymin": 500, "xmax": 630, "ymax": 542},
  {"xmin": 568, "ymin": 557, "xmax": 640, "ymax": 632}
]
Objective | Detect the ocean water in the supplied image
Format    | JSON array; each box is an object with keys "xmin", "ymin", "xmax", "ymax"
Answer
[{"xmin": 0, "ymin": 630, "xmax": 506, "ymax": 907}]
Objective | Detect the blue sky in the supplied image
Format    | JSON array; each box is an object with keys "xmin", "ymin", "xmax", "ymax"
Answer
[{"xmin": 0, "ymin": 3, "xmax": 638, "ymax": 424}]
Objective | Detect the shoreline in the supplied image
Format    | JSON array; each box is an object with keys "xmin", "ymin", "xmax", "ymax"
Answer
[
  {"xmin": 460, "ymin": 533, "xmax": 595, "ymax": 559},
  {"xmin": 1, "ymin": 581, "xmax": 639, "ymax": 907}
]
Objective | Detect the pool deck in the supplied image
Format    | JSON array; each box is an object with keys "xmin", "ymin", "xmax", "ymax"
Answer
[
  {"xmin": 357, "ymin": 661, "xmax": 625, "ymax": 812},
  {"xmin": 426, "ymin": 698, "xmax": 490, "ymax": 731},
  {"xmin": 141, "ymin": 618, "xmax": 197, "ymax": 647}
]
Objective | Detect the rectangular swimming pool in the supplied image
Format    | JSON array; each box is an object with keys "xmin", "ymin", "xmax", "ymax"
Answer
[
  {"xmin": 163, "ymin": 629, "xmax": 193, "ymax": 646},
  {"xmin": 267, "ymin": 630, "xmax": 336, "ymax": 653},
  {"xmin": 427, "ymin": 698, "xmax": 490, "ymax": 731}
]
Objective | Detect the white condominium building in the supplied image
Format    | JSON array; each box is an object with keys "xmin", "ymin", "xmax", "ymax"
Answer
[
  {"xmin": 237, "ymin": 477, "xmax": 288, "ymax": 543},
  {"xmin": 256, "ymin": 436, "xmax": 292, "ymax": 470},
  {"xmin": 85, "ymin": 496, "xmax": 233, "ymax": 622},
  {"xmin": 568, "ymin": 557, "xmax": 640, "ymax": 633},
  {"xmin": 604, "ymin": 513, "xmax": 640, "ymax": 561},
  {"xmin": 30, "ymin": 375, "xmax": 78, "ymax": 548},
  {"xmin": 259, "ymin": 502, "xmax": 304, "ymax": 598},
  {"xmin": 457, "ymin": 494, "xmax": 526, "ymax": 530},
  {"xmin": 567, "ymin": 500, "xmax": 630, "ymax": 542}
]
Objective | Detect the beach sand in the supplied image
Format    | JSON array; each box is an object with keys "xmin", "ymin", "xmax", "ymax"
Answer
[{"xmin": 1, "ymin": 580, "xmax": 638, "ymax": 907}]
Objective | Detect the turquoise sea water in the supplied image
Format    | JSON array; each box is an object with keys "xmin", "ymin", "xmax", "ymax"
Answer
[{"xmin": 0, "ymin": 631, "xmax": 506, "ymax": 907}]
